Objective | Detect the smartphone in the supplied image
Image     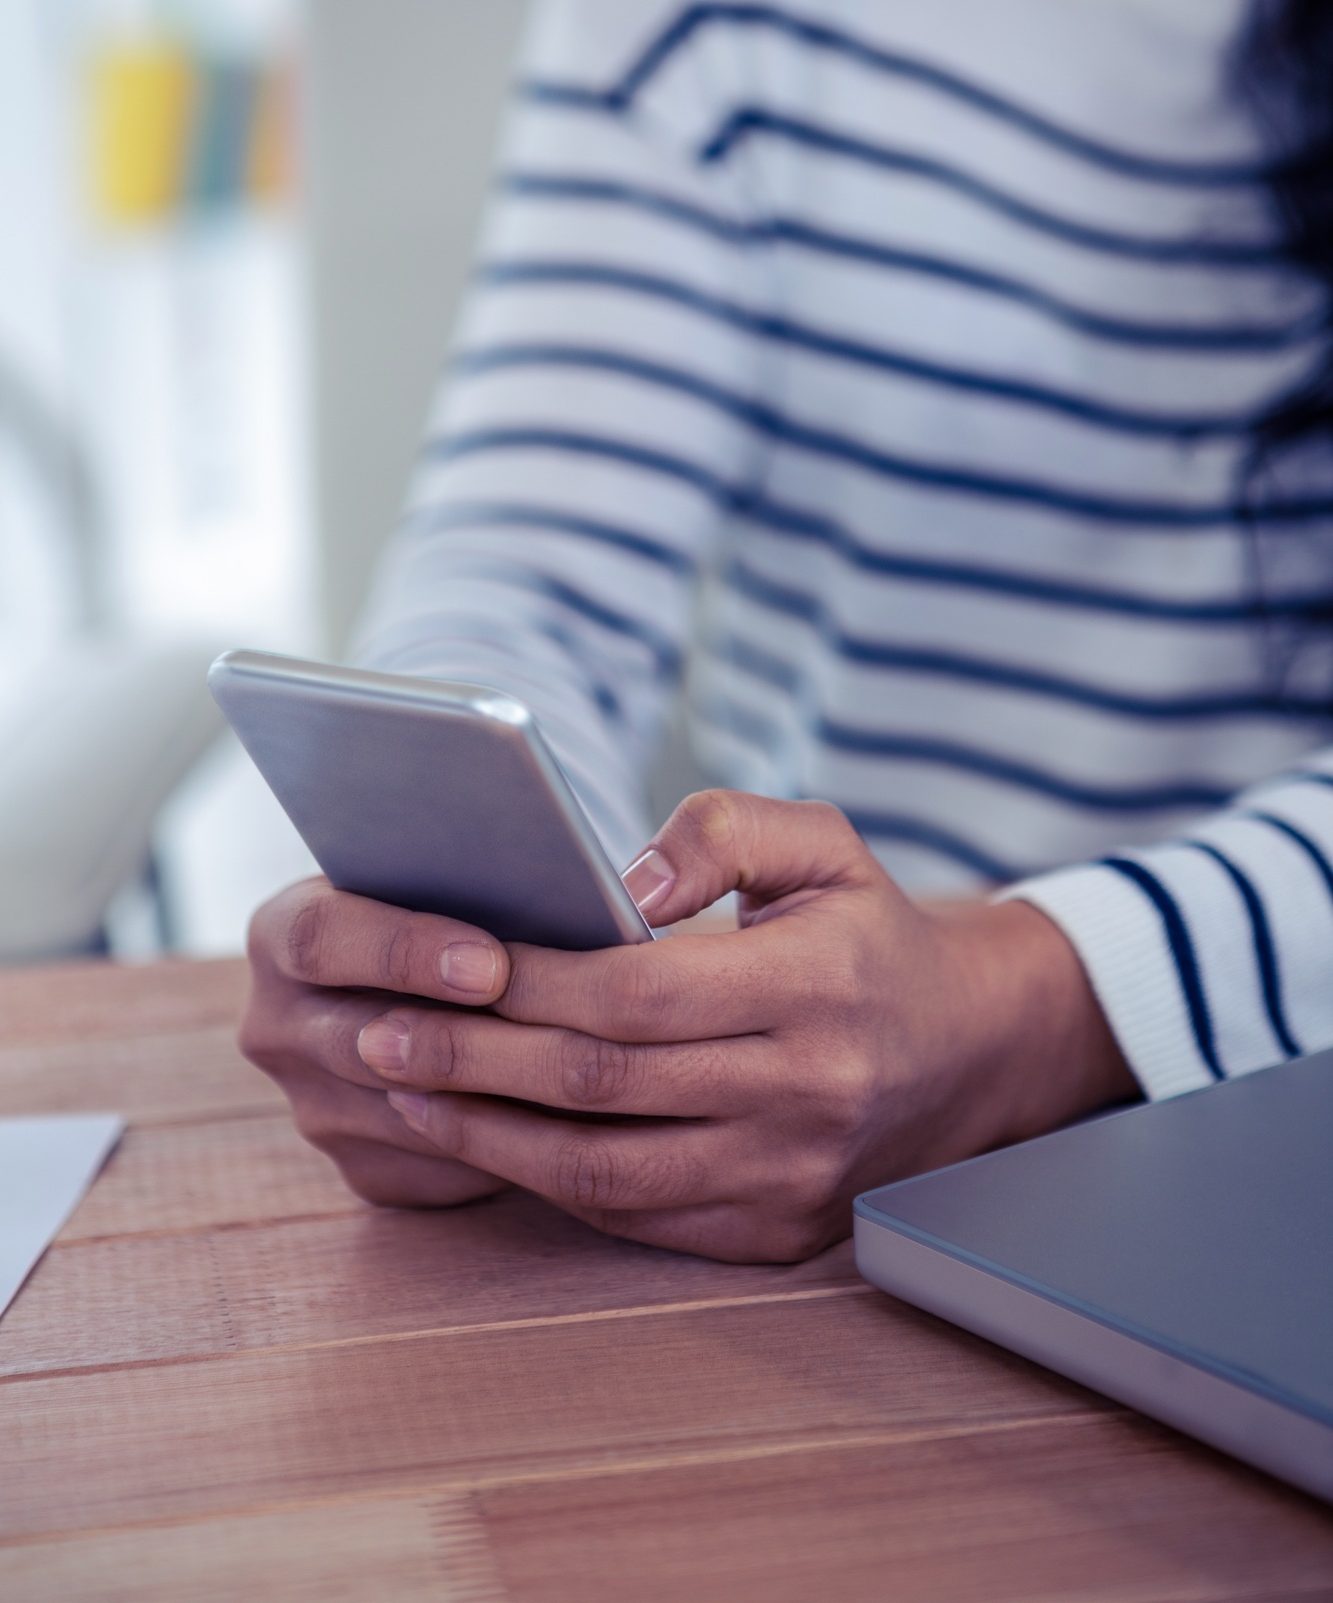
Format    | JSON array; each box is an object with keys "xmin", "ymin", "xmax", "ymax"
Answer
[{"xmin": 208, "ymin": 650, "xmax": 653, "ymax": 950}]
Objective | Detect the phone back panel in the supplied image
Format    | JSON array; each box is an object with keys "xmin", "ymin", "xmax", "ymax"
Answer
[{"xmin": 209, "ymin": 652, "xmax": 651, "ymax": 950}]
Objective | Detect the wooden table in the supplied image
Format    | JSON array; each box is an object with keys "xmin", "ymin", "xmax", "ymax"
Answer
[{"xmin": 1, "ymin": 959, "xmax": 1330, "ymax": 1602}]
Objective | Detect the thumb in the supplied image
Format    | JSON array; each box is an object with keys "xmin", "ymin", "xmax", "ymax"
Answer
[{"xmin": 621, "ymin": 790, "xmax": 873, "ymax": 927}]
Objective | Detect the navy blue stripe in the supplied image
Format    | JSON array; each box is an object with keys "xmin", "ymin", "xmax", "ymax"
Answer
[
  {"xmin": 410, "ymin": 480, "xmax": 1333, "ymax": 625},
  {"xmin": 1183, "ymin": 840, "xmax": 1302, "ymax": 1059},
  {"xmin": 1246, "ymin": 811, "xmax": 1333, "ymax": 905},
  {"xmin": 841, "ymin": 810, "xmax": 1023, "ymax": 882},
  {"xmin": 428, "ymin": 426, "xmax": 732, "ymax": 505},
  {"xmin": 706, "ymin": 636, "xmax": 1235, "ymax": 808},
  {"xmin": 408, "ymin": 500, "xmax": 696, "ymax": 575},
  {"xmin": 530, "ymin": 618, "xmax": 627, "ymax": 724},
  {"xmin": 698, "ymin": 110, "xmax": 1280, "ymax": 265},
  {"xmin": 697, "ymin": 628, "xmax": 1234, "ymax": 808},
  {"xmin": 421, "ymin": 425, "xmax": 1333, "ymax": 619},
  {"xmin": 730, "ymin": 657, "xmax": 1230, "ymax": 814},
  {"xmin": 447, "ymin": 561, "xmax": 683, "ymax": 679},
  {"xmin": 818, "ymin": 723, "xmax": 1227, "ymax": 812},
  {"xmin": 717, "ymin": 560, "xmax": 1333, "ymax": 719},
  {"xmin": 731, "ymin": 496, "xmax": 1333, "ymax": 621},
  {"xmin": 762, "ymin": 217, "xmax": 1309, "ymax": 352},
  {"xmin": 521, "ymin": 81, "xmax": 610, "ymax": 111},
  {"xmin": 502, "ymin": 175, "xmax": 1311, "ymax": 354},
  {"xmin": 459, "ymin": 309, "xmax": 1254, "ymax": 441},
  {"xmin": 599, "ymin": 4, "xmax": 1268, "ymax": 186},
  {"xmin": 688, "ymin": 692, "xmax": 1025, "ymax": 879},
  {"xmin": 506, "ymin": 569, "xmax": 683, "ymax": 678},
  {"xmin": 504, "ymin": 172, "xmax": 750, "ymax": 244},
  {"xmin": 1099, "ymin": 856, "xmax": 1224, "ymax": 1078},
  {"xmin": 1287, "ymin": 770, "xmax": 1333, "ymax": 791},
  {"xmin": 440, "ymin": 349, "xmax": 1333, "ymax": 527}
]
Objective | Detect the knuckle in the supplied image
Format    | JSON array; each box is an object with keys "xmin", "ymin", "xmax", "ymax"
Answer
[
  {"xmin": 597, "ymin": 951, "xmax": 679, "ymax": 1038},
  {"xmin": 551, "ymin": 1133, "xmax": 624, "ymax": 1210},
  {"xmin": 280, "ymin": 884, "xmax": 335, "ymax": 983},
  {"xmin": 419, "ymin": 1019, "xmax": 466, "ymax": 1090},
  {"xmin": 236, "ymin": 1010, "xmax": 280, "ymax": 1073},
  {"xmin": 677, "ymin": 788, "xmax": 745, "ymax": 857},
  {"xmin": 245, "ymin": 885, "xmax": 300, "ymax": 969},
  {"xmin": 236, "ymin": 998, "xmax": 306, "ymax": 1082},
  {"xmin": 377, "ymin": 920, "xmax": 417, "ymax": 991},
  {"xmin": 557, "ymin": 1033, "xmax": 634, "ymax": 1110}
]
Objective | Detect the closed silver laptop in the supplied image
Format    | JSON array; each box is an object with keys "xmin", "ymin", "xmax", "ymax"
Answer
[{"xmin": 855, "ymin": 1054, "xmax": 1333, "ymax": 1502}]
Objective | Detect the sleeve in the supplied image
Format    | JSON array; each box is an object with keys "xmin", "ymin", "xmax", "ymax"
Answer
[
  {"xmin": 999, "ymin": 756, "xmax": 1333, "ymax": 1100},
  {"xmin": 349, "ymin": 0, "xmax": 771, "ymax": 869}
]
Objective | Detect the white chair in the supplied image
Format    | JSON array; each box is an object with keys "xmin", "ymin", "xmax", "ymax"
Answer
[{"xmin": 0, "ymin": 355, "xmax": 221, "ymax": 963}]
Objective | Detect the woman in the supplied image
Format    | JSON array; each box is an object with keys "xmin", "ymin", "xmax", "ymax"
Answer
[{"xmin": 240, "ymin": 0, "xmax": 1333, "ymax": 1260}]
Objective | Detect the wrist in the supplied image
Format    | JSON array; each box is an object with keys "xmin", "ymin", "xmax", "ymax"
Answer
[{"xmin": 933, "ymin": 898, "xmax": 1139, "ymax": 1151}]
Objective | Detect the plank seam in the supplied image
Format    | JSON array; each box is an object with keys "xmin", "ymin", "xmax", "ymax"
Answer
[
  {"xmin": 0, "ymin": 1411, "xmax": 1115, "ymax": 1551},
  {"xmin": 0, "ymin": 1283, "xmax": 876, "ymax": 1387}
]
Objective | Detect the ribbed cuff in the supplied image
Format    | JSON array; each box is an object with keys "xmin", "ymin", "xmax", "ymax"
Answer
[{"xmin": 996, "ymin": 863, "xmax": 1219, "ymax": 1101}]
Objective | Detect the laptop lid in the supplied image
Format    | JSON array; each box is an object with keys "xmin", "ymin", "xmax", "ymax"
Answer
[{"xmin": 854, "ymin": 1054, "xmax": 1333, "ymax": 1500}]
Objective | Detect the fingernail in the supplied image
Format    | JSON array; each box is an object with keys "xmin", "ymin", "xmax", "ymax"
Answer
[
  {"xmin": 358, "ymin": 1017, "xmax": 408, "ymax": 1076},
  {"xmin": 387, "ymin": 1091, "xmax": 432, "ymax": 1129},
  {"xmin": 623, "ymin": 848, "xmax": 675, "ymax": 911},
  {"xmin": 441, "ymin": 942, "xmax": 499, "ymax": 995}
]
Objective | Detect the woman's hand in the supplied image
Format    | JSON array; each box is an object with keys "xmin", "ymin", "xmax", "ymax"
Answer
[
  {"xmin": 352, "ymin": 790, "xmax": 1137, "ymax": 1261},
  {"xmin": 240, "ymin": 881, "xmax": 515, "ymax": 1208}
]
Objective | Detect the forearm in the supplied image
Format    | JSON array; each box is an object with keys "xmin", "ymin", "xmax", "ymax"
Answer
[{"xmin": 928, "ymin": 899, "xmax": 1139, "ymax": 1162}]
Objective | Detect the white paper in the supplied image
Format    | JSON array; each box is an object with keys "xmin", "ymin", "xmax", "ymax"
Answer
[{"xmin": 0, "ymin": 1114, "xmax": 124, "ymax": 1321}]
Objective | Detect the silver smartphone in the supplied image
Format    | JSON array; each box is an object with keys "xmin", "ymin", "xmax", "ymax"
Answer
[{"xmin": 208, "ymin": 650, "xmax": 653, "ymax": 949}]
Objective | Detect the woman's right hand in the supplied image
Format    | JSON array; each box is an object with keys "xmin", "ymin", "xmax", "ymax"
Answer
[{"xmin": 240, "ymin": 876, "xmax": 513, "ymax": 1207}]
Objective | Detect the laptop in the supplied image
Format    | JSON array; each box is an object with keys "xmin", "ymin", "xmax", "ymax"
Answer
[{"xmin": 854, "ymin": 1052, "xmax": 1333, "ymax": 1502}]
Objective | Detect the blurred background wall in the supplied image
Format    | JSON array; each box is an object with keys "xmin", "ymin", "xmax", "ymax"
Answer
[
  {"xmin": 0, "ymin": 0, "xmax": 532, "ymax": 964},
  {"xmin": 307, "ymin": 1, "xmax": 529, "ymax": 648}
]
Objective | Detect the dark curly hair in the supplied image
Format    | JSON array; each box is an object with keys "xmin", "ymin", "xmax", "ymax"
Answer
[
  {"xmin": 1239, "ymin": 0, "xmax": 1333, "ymax": 471},
  {"xmin": 1233, "ymin": 1, "xmax": 1333, "ymax": 689}
]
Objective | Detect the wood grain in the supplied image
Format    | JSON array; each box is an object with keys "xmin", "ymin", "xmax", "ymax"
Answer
[
  {"xmin": 3, "ymin": 956, "xmax": 1329, "ymax": 1602},
  {"xmin": 0, "ymin": 1291, "xmax": 1101, "ymax": 1541},
  {"xmin": 0, "ymin": 958, "xmax": 246, "ymax": 1047},
  {"xmin": 0, "ymin": 1493, "xmax": 507, "ymax": 1603},
  {"xmin": 55, "ymin": 1113, "xmax": 355, "ymax": 1242},
  {"xmin": 4, "ymin": 1422, "xmax": 1330, "ymax": 1603},
  {"xmin": 0, "ymin": 1027, "xmax": 283, "ymax": 1127},
  {"xmin": 3, "ymin": 1195, "xmax": 860, "ymax": 1376},
  {"xmin": 472, "ymin": 1420, "xmax": 1333, "ymax": 1603}
]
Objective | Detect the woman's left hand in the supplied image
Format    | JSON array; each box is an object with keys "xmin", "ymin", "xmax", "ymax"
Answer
[{"xmin": 358, "ymin": 790, "xmax": 1135, "ymax": 1262}]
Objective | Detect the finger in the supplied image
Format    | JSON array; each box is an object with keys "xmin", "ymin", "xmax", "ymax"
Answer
[
  {"xmin": 622, "ymin": 790, "xmax": 876, "ymax": 927},
  {"xmin": 243, "ymin": 985, "xmax": 402, "ymax": 1091},
  {"xmin": 357, "ymin": 1006, "xmax": 765, "ymax": 1115},
  {"xmin": 280, "ymin": 1064, "xmax": 457, "ymax": 1159},
  {"xmin": 250, "ymin": 877, "xmax": 509, "ymax": 1005},
  {"xmin": 497, "ymin": 916, "xmax": 815, "ymax": 1042},
  {"xmin": 322, "ymin": 1135, "xmax": 508, "ymax": 1210},
  {"xmin": 388, "ymin": 1092, "xmax": 735, "ymax": 1212},
  {"xmin": 560, "ymin": 1202, "xmax": 815, "ymax": 1263}
]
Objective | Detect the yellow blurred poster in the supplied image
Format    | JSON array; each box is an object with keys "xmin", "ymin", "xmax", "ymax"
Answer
[
  {"xmin": 88, "ymin": 42, "xmax": 293, "ymax": 227},
  {"xmin": 89, "ymin": 44, "xmax": 196, "ymax": 225}
]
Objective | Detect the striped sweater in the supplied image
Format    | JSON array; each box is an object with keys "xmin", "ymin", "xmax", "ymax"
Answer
[{"xmin": 355, "ymin": 0, "xmax": 1333, "ymax": 1103}]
